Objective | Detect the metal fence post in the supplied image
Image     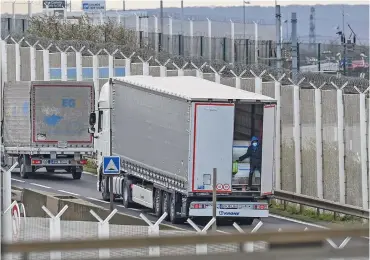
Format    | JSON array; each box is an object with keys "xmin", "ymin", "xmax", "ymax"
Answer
[
  {"xmin": 90, "ymin": 209, "xmax": 118, "ymax": 258},
  {"xmin": 230, "ymin": 69, "xmax": 246, "ymax": 89},
  {"xmin": 140, "ymin": 212, "xmax": 168, "ymax": 256},
  {"xmin": 75, "ymin": 47, "xmax": 85, "ymax": 81},
  {"xmin": 42, "ymin": 205, "xmax": 68, "ymax": 260},
  {"xmin": 230, "ymin": 19, "xmax": 235, "ymax": 64},
  {"xmin": 24, "ymin": 40, "xmax": 38, "ymax": 81},
  {"xmin": 191, "ymin": 62, "xmax": 206, "ymax": 79},
  {"xmin": 168, "ymin": 16, "xmax": 173, "ymax": 55},
  {"xmin": 123, "ymin": 52, "xmax": 135, "ymax": 77},
  {"xmin": 187, "ymin": 218, "xmax": 215, "ymax": 255},
  {"xmin": 56, "ymin": 46, "xmax": 67, "ymax": 81}
]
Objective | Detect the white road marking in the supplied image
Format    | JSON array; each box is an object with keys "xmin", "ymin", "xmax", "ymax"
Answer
[
  {"xmin": 127, "ymin": 208, "xmax": 141, "ymax": 211},
  {"xmin": 58, "ymin": 190, "xmax": 80, "ymax": 196},
  {"xmin": 11, "ymin": 178, "xmax": 25, "ymax": 183},
  {"xmin": 30, "ymin": 183, "xmax": 51, "ymax": 189},
  {"xmin": 269, "ymin": 214, "xmax": 328, "ymax": 229},
  {"xmin": 116, "ymin": 205, "xmax": 126, "ymax": 208},
  {"xmin": 87, "ymin": 197, "xmax": 110, "ymax": 204}
]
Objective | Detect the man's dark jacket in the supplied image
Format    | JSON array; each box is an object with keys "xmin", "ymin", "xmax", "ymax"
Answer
[{"xmin": 238, "ymin": 136, "xmax": 262, "ymax": 169}]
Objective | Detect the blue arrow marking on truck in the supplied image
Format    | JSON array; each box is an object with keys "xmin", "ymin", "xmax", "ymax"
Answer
[
  {"xmin": 23, "ymin": 102, "xmax": 29, "ymax": 115},
  {"xmin": 44, "ymin": 114, "xmax": 63, "ymax": 126}
]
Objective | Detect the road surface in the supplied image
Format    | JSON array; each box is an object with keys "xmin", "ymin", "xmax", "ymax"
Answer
[{"xmin": 10, "ymin": 169, "xmax": 369, "ymax": 249}]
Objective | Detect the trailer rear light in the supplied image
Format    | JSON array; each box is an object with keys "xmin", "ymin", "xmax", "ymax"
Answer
[
  {"xmin": 32, "ymin": 160, "xmax": 41, "ymax": 164},
  {"xmin": 190, "ymin": 203, "xmax": 208, "ymax": 209},
  {"xmin": 254, "ymin": 204, "xmax": 268, "ymax": 210},
  {"xmin": 79, "ymin": 160, "xmax": 87, "ymax": 165}
]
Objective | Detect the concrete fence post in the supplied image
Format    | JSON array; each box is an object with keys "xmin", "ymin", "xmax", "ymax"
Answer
[
  {"xmin": 168, "ymin": 16, "xmax": 173, "ymax": 54},
  {"xmin": 230, "ymin": 69, "xmax": 247, "ymax": 89},
  {"xmin": 153, "ymin": 16, "xmax": 159, "ymax": 52},
  {"xmin": 42, "ymin": 205, "xmax": 68, "ymax": 260},
  {"xmin": 288, "ymin": 77, "xmax": 305, "ymax": 195},
  {"xmin": 10, "ymin": 37, "xmax": 22, "ymax": 82},
  {"xmin": 354, "ymin": 86, "xmax": 369, "ymax": 210},
  {"xmin": 331, "ymin": 81, "xmax": 348, "ymax": 205},
  {"xmin": 189, "ymin": 19, "xmax": 194, "ymax": 57},
  {"xmin": 233, "ymin": 221, "xmax": 263, "ymax": 252},
  {"xmin": 191, "ymin": 62, "xmax": 206, "ymax": 79},
  {"xmin": 230, "ymin": 19, "xmax": 235, "ymax": 63},
  {"xmin": 173, "ymin": 62, "xmax": 188, "ymax": 76},
  {"xmin": 187, "ymin": 218, "xmax": 215, "ymax": 255},
  {"xmin": 208, "ymin": 65, "xmax": 225, "ymax": 84},
  {"xmin": 250, "ymin": 70, "xmax": 266, "ymax": 94},
  {"xmin": 207, "ymin": 18, "xmax": 212, "ymax": 59},
  {"xmin": 140, "ymin": 212, "xmax": 168, "ymax": 256},
  {"xmin": 122, "ymin": 52, "xmax": 135, "ymax": 77},
  {"xmin": 269, "ymin": 73, "xmax": 286, "ymax": 191},
  {"xmin": 24, "ymin": 40, "xmax": 39, "ymax": 81},
  {"xmin": 74, "ymin": 46, "xmax": 85, "ymax": 81},
  {"xmin": 55, "ymin": 46, "xmax": 67, "ymax": 81},
  {"xmin": 39, "ymin": 43, "xmax": 52, "ymax": 81},
  {"xmin": 155, "ymin": 58, "xmax": 170, "ymax": 77},
  {"xmin": 138, "ymin": 56, "xmax": 152, "ymax": 76},
  {"xmin": 90, "ymin": 209, "xmax": 118, "ymax": 258},
  {"xmin": 88, "ymin": 50, "xmax": 100, "ymax": 118},
  {"xmin": 309, "ymin": 82, "xmax": 325, "ymax": 199},
  {"xmin": 0, "ymin": 39, "xmax": 8, "ymax": 86}
]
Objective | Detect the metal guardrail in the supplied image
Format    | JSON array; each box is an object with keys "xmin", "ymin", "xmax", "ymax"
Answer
[
  {"xmin": 274, "ymin": 190, "xmax": 370, "ymax": 219},
  {"xmin": 2, "ymin": 226, "xmax": 368, "ymax": 254}
]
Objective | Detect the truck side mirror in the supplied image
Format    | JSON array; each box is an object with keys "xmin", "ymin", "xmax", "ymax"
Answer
[{"xmin": 89, "ymin": 112, "xmax": 96, "ymax": 126}]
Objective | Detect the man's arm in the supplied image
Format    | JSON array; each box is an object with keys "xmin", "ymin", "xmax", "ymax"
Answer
[{"xmin": 238, "ymin": 147, "xmax": 252, "ymax": 161}]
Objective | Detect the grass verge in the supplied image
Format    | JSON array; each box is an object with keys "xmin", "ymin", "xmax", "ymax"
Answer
[
  {"xmin": 83, "ymin": 159, "xmax": 97, "ymax": 175},
  {"xmin": 269, "ymin": 200, "xmax": 364, "ymax": 226}
]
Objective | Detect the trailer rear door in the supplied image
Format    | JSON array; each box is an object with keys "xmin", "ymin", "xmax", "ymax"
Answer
[
  {"xmin": 261, "ymin": 104, "xmax": 276, "ymax": 196},
  {"xmin": 31, "ymin": 82, "xmax": 94, "ymax": 147},
  {"xmin": 190, "ymin": 102, "xmax": 234, "ymax": 193}
]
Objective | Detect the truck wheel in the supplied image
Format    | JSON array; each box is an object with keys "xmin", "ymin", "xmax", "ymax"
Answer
[
  {"xmin": 123, "ymin": 180, "xmax": 133, "ymax": 208},
  {"xmin": 101, "ymin": 177, "xmax": 110, "ymax": 201},
  {"xmin": 239, "ymin": 218, "xmax": 254, "ymax": 226},
  {"xmin": 153, "ymin": 189, "xmax": 163, "ymax": 217},
  {"xmin": 169, "ymin": 193, "xmax": 182, "ymax": 224},
  {"xmin": 19, "ymin": 159, "xmax": 29, "ymax": 179},
  {"xmin": 71, "ymin": 167, "xmax": 82, "ymax": 180},
  {"xmin": 161, "ymin": 192, "xmax": 170, "ymax": 221}
]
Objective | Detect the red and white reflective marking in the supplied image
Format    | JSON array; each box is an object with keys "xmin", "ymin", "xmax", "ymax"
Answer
[
  {"xmin": 223, "ymin": 184, "xmax": 230, "ymax": 190},
  {"xmin": 216, "ymin": 184, "xmax": 223, "ymax": 190}
]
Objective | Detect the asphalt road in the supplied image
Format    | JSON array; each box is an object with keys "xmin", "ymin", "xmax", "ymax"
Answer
[{"xmin": 10, "ymin": 169, "xmax": 369, "ymax": 249}]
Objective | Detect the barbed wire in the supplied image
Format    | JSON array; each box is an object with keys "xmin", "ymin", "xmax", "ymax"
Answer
[{"xmin": 5, "ymin": 33, "xmax": 369, "ymax": 94}]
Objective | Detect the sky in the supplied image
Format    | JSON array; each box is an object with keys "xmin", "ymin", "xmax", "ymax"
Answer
[{"xmin": 0, "ymin": 0, "xmax": 369, "ymax": 14}]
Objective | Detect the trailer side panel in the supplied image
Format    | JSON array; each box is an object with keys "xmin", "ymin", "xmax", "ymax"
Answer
[
  {"xmin": 112, "ymin": 82, "xmax": 191, "ymax": 182},
  {"xmin": 2, "ymin": 82, "xmax": 32, "ymax": 147}
]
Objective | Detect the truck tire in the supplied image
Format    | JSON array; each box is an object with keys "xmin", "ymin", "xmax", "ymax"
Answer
[
  {"xmin": 101, "ymin": 177, "xmax": 110, "ymax": 201},
  {"xmin": 71, "ymin": 167, "xmax": 82, "ymax": 180},
  {"xmin": 169, "ymin": 193, "xmax": 182, "ymax": 224},
  {"xmin": 19, "ymin": 158, "xmax": 29, "ymax": 179},
  {"xmin": 153, "ymin": 189, "xmax": 163, "ymax": 217},
  {"xmin": 122, "ymin": 180, "xmax": 133, "ymax": 208},
  {"xmin": 161, "ymin": 191, "xmax": 170, "ymax": 221}
]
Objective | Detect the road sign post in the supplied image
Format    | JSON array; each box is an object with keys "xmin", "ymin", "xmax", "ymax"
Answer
[{"xmin": 102, "ymin": 156, "xmax": 121, "ymax": 212}]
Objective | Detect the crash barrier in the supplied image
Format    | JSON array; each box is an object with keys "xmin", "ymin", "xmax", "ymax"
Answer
[
  {"xmin": 2, "ymin": 226, "xmax": 368, "ymax": 259},
  {"xmin": 1, "ymin": 36, "xmax": 369, "ymax": 216}
]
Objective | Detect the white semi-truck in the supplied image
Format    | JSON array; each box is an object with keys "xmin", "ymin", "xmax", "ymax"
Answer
[
  {"xmin": 89, "ymin": 76, "xmax": 277, "ymax": 224},
  {"xmin": 1, "ymin": 81, "xmax": 95, "ymax": 179}
]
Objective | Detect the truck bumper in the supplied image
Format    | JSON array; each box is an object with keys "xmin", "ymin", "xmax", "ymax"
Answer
[{"xmin": 188, "ymin": 201, "xmax": 269, "ymax": 218}]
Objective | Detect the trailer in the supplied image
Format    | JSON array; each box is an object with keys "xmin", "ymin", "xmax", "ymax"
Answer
[
  {"xmin": 90, "ymin": 76, "xmax": 277, "ymax": 224},
  {"xmin": 1, "ymin": 81, "xmax": 95, "ymax": 179}
]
